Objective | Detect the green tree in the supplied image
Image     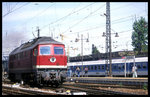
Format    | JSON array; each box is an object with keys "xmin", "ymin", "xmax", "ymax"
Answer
[
  {"xmin": 92, "ymin": 44, "xmax": 100, "ymax": 54},
  {"xmin": 77, "ymin": 54, "xmax": 81, "ymax": 56},
  {"xmin": 131, "ymin": 17, "xmax": 148, "ymax": 54}
]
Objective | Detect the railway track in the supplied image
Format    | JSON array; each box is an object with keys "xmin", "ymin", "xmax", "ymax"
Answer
[
  {"xmin": 65, "ymin": 82, "xmax": 143, "ymax": 90},
  {"xmin": 2, "ymin": 82, "xmax": 135, "ymax": 95},
  {"xmin": 70, "ymin": 77, "xmax": 148, "ymax": 88},
  {"xmin": 2, "ymin": 78, "xmax": 147, "ymax": 95},
  {"xmin": 2, "ymin": 84, "xmax": 67, "ymax": 95},
  {"xmin": 62, "ymin": 82, "xmax": 140, "ymax": 95}
]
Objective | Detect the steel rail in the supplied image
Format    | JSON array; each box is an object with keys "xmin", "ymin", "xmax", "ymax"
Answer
[
  {"xmin": 71, "ymin": 78, "xmax": 148, "ymax": 87},
  {"xmin": 2, "ymin": 85, "xmax": 58, "ymax": 95},
  {"xmin": 62, "ymin": 84, "xmax": 137, "ymax": 95}
]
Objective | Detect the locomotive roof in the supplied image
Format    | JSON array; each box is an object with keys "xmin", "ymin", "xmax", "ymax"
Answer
[{"xmin": 9, "ymin": 37, "xmax": 64, "ymax": 55}]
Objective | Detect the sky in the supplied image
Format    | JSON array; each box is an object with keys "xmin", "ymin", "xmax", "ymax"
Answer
[{"xmin": 2, "ymin": 2, "xmax": 148, "ymax": 57}]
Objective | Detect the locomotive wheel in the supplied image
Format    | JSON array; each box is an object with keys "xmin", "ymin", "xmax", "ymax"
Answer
[
  {"xmin": 55, "ymin": 84, "xmax": 59, "ymax": 88},
  {"xmin": 50, "ymin": 82, "xmax": 60, "ymax": 88},
  {"xmin": 52, "ymin": 84, "xmax": 59, "ymax": 88},
  {"xmin": 9, "ymin": 74, "xmax": 16, "ymax": 83}
]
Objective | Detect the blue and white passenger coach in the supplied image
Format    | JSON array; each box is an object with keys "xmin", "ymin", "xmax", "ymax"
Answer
[{"xmin": 67, "ymin": 57, "xmax": 148, "ymax": 77}]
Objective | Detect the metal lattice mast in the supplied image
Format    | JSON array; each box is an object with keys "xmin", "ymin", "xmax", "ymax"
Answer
[{"xmin": 106, "ymin": 2, "xmax": 112, "ymax": 77}]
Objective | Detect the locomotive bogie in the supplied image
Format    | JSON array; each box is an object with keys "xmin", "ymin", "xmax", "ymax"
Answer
[{"xmin": 34, "ymin": 69, "xmax": 67, "ymax": 87}]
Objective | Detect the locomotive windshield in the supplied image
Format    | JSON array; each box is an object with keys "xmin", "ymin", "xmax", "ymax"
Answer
[
  {"xmin": 40, "ymin": 46, "xmax": 51, "ymax": 55},
  {"xmin": 54, "ymin": 47, "xmax": 64, "ymax": 55}
]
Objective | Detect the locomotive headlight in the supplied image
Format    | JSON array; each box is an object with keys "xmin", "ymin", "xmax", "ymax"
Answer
[{"xmin": 50, "ymin": 57, "xmax": 56, "ymax": 63}]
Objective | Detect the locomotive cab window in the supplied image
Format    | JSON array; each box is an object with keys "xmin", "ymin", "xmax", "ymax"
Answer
[
  {"xmin": 54, "ymin": 47, "xmax": 64, "ymax": 55},
  {"xmin": 40, "ymin": 46, "xmax": 51, "ymax": 55},
  {"xmin": 33, "ymin": 48, "xmax": 38, "ymax": 56}
]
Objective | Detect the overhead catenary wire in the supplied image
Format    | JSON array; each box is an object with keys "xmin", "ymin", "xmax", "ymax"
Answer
[
  {"xmin": 51, "ymin": 10, "xmax": 132, "ymax": 36},
  {"xmin": 61, "ymin": 3, "xmax": 147, "ymax": 36},
  {"xmin": 32, "ymin": 27, "xmax": 36, "ymax": 38},
  {"xmin": 52, "ymin": 5, "xmax": 139, "ymax": 37},
  {"xmin": 62, "ymin": 4, "xmax": 106, "ymax": 34},
  {"xmin": 62, "ymin": 13, "xmax": 146, "ymax": 37},
  {"xmin": 57, "ymin": 3, "xmax": 137, "ymax": 33},
  {"xmin": 55, "ymin": 3, "xmax": 82, "ymax": 25},
  {"xmin": 10, "ymin": 3, "xmax": 19, "ymax": 11},
  {"xmin": 3, "ymin": 2, "xmax": 30, "ymax": 17},
  {"xmin": 18, "ymin": 3, "xmax": 55, "ymax": 27},
  {"xmin": 39, "ymin": 3, "xmax": 96, "ymax": 32},
  {"xmin": 2, "ymin": 3, "xmax": 148, "ymax": 56},
  {"xmin": 3, "ymin": 3, "xmax": 147, "ymax": 39},
  {"xmin": 61, "ymin": 15, "xmax": 133, "ymax": 36},
  {"xmin": 8, "ymin": 2, "xmax": 144, "ymax": 37},
  {"xmin": 49, "ymin": 3, "xmax": 82, "ymax": 36}
]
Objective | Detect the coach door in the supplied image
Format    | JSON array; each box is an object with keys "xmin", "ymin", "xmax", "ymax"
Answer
[{"xmin": 105, "ymin": 64, "xmax": 109, "ymax": 77}]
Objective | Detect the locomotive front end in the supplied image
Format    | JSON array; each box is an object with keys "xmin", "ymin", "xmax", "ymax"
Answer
[{"xmin": 33, "ymin": 40, "xmax": 67, "ymax": 87}]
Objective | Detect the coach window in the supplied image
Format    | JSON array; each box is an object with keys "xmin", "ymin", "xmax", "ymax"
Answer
[
  {"xmin": 130, "ymin": 63, "xmax": 133, "ymax": 69},
  {"xmin": 18, "ymin": 54, "xmax": 20, "ymax": 60},
  {"xmin": 137, "ymin": 63, "xmax": 141, "ymax": 69},
  {"xmin": 113, "ymin": 65, "xmax": 115, "ymax": 70},
  {"xmin": 102, "ymin": 65, "xmax": 104, "ymax": 70},
  {"xmin": 98, "ymin": 65, "xmax": 100, "ymax": 70},
  {"xmin": 95, "ymin": 65, "xmax": 97, "ymax": 70},
  {"xmin": 122, "ymin": 65, "xmax": 124, "ymax": 69},
  {"xmin": 71, "ymin": 66, "xmax": 73, "ymax": 71},
  {"xmin": 118, "ymin": 65, "xmax": 121, "ymax": 70},
  {"xmin": 88, "ymin": 66, "xmax": 90, "ymax": 70},
  {"xmin": 40, "ymin": 46, "xmax": 51, "ymax": 55},
  {"xmin": 142, "ymin": 63, "xmax": 147, "ymax": 69},
  {"xmin": 24, "ymin": 51, "xmax": 27, "ymax": 57},
  {"xmin": 15, "ymin": 54, "xmax": 17, "ymax": 60},
  {"xmin": 91, "ymin": 66, "xmax": 93, "ymax": 70},
  {"xmin": 54, "ymin": 47, "xmax": 64, "ymax": 55},
  {"xmin": 20, "ymin": 52, "xmax": 23, "ymax": 58}
]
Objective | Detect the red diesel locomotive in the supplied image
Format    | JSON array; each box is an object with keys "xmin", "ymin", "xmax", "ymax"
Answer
[{"xmin": 8, "ymin": 37, "xmax": 67, "ymax": 87}]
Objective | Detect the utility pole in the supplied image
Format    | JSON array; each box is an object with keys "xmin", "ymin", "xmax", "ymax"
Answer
[
  {"xmin": 106, "ymin": 2, "xmax": 112, "ymax": 77},
  {"xmin": 75, "ymin": 34, "xmax": 89, "ymax": 77},
  {"xmin": 37, "ymin": 26, "xmax": 40, "ymax": 38},
  {"xmin": 81, "ymin": 34, "xmax": 83, "ymax": 77}
]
